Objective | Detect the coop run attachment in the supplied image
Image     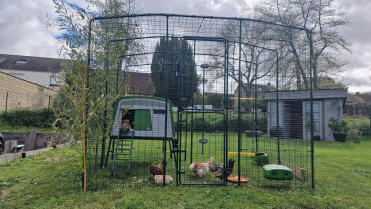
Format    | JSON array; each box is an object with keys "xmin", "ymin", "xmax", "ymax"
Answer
[{"xmin": 84, "ymin": 13, "xmax": 315, "ymax": 190}]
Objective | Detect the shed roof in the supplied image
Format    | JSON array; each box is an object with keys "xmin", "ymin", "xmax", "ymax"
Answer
[{"xmin": 264, "ymin": 89, "xmax": 348, "ymax": 100}]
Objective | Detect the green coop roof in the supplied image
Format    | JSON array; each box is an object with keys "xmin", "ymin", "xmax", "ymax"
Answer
[
  {"xmin": 112, "ymin": 95, "xmax": 173, "ymax": 118},
  {"xmin": 263, "ymin": 164, "xmax": 292, "ymax": 171}
]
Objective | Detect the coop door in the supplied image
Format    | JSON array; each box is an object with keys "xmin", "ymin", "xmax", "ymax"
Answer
[
  {"xmin": 134, "ymin": 110, "xmax": 152, "ymax": 131},
  {"xmin": 176, "ymin": 37, "xmax": 229, "ymax": 185},
  {"xmin": 121, "ymin": 109, "xmax": 152, "ymax": 131}
]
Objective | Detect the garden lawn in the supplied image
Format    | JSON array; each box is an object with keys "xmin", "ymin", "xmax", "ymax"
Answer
[
  {"xmin": 343, "ymin": 116, "xmax": 370, "ymax": 126},
  {"xmin": 1, "ymin": 137, "xmax": 371, "ymax": 209}
]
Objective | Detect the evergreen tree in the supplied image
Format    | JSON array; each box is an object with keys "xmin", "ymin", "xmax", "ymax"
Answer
[{"xmin": 151, "ymin": 37, "xmax": 198, "ymax": 106}]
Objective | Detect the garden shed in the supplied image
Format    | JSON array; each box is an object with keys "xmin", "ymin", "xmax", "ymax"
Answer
[{"xmin": 264, "ymin": 89, "xmax": 347, "ymax": 141}]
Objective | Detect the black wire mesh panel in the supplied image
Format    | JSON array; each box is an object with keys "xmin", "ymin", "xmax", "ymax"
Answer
[
  {"xmin": 85, "ymin": 14, "xmax": 314, "ymax": 190},
  {"xmin": 176, "ymin": 37, "xmax": 229, "ymax": 185}
]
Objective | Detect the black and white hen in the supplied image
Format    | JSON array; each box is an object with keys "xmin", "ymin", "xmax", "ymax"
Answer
[{"xmin": 212, "ymin": 158, "xmax": 235, "ymax": 179}]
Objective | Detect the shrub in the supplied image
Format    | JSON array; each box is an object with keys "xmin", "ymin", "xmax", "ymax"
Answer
[
  {"xmin": 347, "ymin": 123, "xmax": 361, "ymax": 140},
  {"xmin": 359, "ymin": 123, "xmax": 371, "ymax": 136},
  {"xmin": 228, "ymin": 115, "xmax": 267, "ymax": 133},
  {"xmin": 187, "ymin": 114, "xmax": 267, "ymax": 133},
  {"xmin": 328, "ymin": 117, "xmax": 349, "ymax": 134},
  {"xmin": 0, "ymin": 109, "xmax": 56, "ymax": 128}
]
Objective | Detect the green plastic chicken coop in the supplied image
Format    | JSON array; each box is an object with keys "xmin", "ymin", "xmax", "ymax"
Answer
[
  {"xmin": 107, "ymin": 96, "xmax": 174, "ymax": 178},
  {"xmin": 110, "ymin": 96, "xmax": 173, "ymax": 139}
]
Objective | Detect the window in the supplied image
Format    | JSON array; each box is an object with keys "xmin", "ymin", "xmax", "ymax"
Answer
[
  {"xmin": 50, "ymin": 76, "xmax": 61, "ymax": 86},
  {"xmin": 269, "ymin": 101, "xmax": 281, "ymax": 126},
  {"xmin": 15, "ymin": 59, "xmax": 28, "ymax": 64},
  {"xmin": 305, "ymin": 103, "xmax": 320, "ymax": 111},
  {"xmin": 153, "ymin": 109, "xmax": 166, "ymax": 114},
  {"xmin": 304, "ymin": 101, "xmax": 321, "ymax": 139}
]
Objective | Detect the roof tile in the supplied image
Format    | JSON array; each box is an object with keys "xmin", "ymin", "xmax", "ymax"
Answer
[{"xmin": 0, "ymin": 54, "xmax": 62, "ymax": 73}]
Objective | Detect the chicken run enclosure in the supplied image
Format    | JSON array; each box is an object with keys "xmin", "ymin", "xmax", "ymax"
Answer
[{"xmin": 84, "ymin": 14, "xmax": 315, "ymax": 190}]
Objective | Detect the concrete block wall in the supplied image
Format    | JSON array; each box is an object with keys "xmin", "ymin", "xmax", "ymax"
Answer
[
  {"xmin": 0, "ymin": 71, "xmax": 56, "ymax": 111},
  {"xmin": 2, "ymin": 131, "xmax": 63, "ymax": 153}
]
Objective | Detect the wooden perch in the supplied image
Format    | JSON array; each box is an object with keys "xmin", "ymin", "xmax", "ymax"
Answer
[{"xmin": 281, "ymin": 161, "xmax": 307, "ymax": 181}]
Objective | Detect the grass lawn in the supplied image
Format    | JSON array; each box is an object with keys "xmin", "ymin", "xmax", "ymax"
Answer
[
  {"xmin": 1, "ymin": 136, "xmax": 371, "ymax": 209},
  {"xmin": 343, "ymin": 116, "xmax": 370, "ymax": 126}
]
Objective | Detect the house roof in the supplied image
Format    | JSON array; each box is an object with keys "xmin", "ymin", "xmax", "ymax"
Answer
[
  {"xmin": 0, "ymin": 54, "xmax": 62, "ymax": 73},
  {"xmin": 346, "ymin": 94, "xmax": 366, "ymax": 104},
  {"xmin": 357, "ymin": 92, "xmax": 371, "ymax": 103},
  {"xmin": 127, "ymin": 72, "xmax": 154, "ymax": 95}
]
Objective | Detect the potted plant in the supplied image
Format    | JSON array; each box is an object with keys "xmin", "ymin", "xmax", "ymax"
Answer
[{"xmin": 328, "ymin": 117, "xmax": 349, "ymax": 142}]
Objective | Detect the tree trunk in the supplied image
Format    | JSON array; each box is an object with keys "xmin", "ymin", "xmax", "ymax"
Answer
[
  {"xmin": 296, "ymin": 64, "xmax": 302, "ymax": 89},
  {"xmin": 241, "ymin": 83, "xmax": 251, "ymax": 112},
  {"xmin": 290, "ymin": 41, "xmax": 309, "ymax": 89},
  {"xmin": 312, "ymin": 58, "xmax": 318, "ymax": 89}
]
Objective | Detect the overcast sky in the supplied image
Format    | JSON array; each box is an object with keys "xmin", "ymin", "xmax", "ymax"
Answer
[{"xmin": 0, "ymin": 0, "xmax": 370, "ymax": 92}]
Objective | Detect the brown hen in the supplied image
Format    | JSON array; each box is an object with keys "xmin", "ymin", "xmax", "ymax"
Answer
[{"xmin": 149, "ymin": 162, "xmax": 164, "ymax": 175}]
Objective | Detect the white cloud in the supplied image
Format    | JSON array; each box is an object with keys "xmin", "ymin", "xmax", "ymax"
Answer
[
  {"xmin": 137, "ymin": 0, "xmax": 249, "ymax": 17},
  {"xmin": 337, "ymin": 0, "xmax": 371, "ymax": 92},
  {"xmin": 0, "ymin": 0, "xmax": 60, "ymax": 58}
]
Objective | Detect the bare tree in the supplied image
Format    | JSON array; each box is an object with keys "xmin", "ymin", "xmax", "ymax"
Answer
[
  {"xmin": 210, "ymin": 20, "xmax": 276, "ymax": 97},
  {"xmin": 255, "ymin": 0, "xmax": 351, "ymax": 89}
]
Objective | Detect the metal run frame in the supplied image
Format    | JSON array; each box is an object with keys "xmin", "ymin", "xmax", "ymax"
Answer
[{"xmin": 85, "ymin": 13, "xmax": 315, "ymax": 189}]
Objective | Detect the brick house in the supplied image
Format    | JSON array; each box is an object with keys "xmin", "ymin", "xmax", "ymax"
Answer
[
  {"xmin": 126, "ymin": 72, "xmax": 154, "ymax": 96},
  {"xmin": 345, "ymin": 93, "xmax": 371, "ymax": 116}
]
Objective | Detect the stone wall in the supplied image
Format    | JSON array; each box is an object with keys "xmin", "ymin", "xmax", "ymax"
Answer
[
  {"xmin": 1, "ymin": 130, "xmax": 64, "ymax": 154},
  {"xmin": 0, "ymin": 71, "xmax": 56, "ymax": 111}
]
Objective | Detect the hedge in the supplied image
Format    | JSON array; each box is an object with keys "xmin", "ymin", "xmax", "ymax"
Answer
[
  {"xmin": 359, "ymin": 123, "xmax": 371, "ymax": 136},
  {"xmin": 182, "ymin": 113, "xmax": 267, "ymax": 133},
  {"xmin": 0, "ymin": 109, "xmax": 56, "ymax": 128}
]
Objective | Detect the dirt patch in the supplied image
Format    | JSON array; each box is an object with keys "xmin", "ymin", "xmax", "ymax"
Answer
[
  {"xmin": 45, "ymin": 157, "xmax": 65, "ymax": 163},
  {"xmin": 1, "ymin": 190, "xmax": 9, "ymax": 197}
]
